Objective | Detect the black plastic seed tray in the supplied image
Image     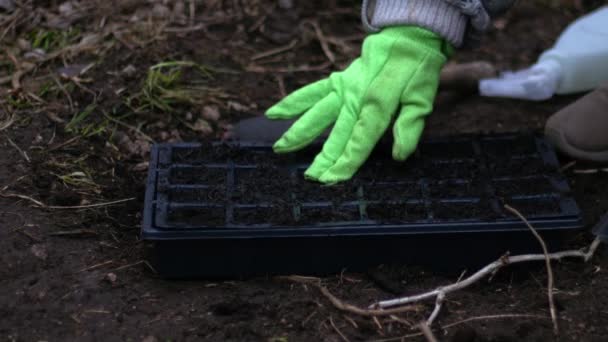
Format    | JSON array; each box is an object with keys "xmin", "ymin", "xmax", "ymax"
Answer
[{"xmin": 142, "ymin": 134, "xmax": 583, "ymax": 278}]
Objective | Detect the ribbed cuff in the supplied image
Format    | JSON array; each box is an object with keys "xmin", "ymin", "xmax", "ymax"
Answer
[{"xmin": 368, "ymin": 0, "xmax": 467, "ymax": 47}]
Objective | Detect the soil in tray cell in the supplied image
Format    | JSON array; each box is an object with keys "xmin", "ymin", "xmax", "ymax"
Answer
[
  {"xmin": 423, "ymin": 160, "xmax": 480, "ymax": 180},
  {"xmin": 432, "ymin": 201, "xmax": 498, "ymax": 221},
  {"xmin": 493, "ymin": 177, "xmax": 556, "ymax": 198},
  {"xmin": 233, "ymin": 167, "xmax": 293, "ymax": 204},
  {"xmin": 172, "ymin": 144, "xmax": 239, "ymax": 164},
  {"xmin": 363, "ymin": 182, "xmax": 421, "ymax": 202},
  {"xmin": 366, "ymin": 202, "xmax": 427, "ymax": 222},
  {"xmin": 357, "ymin": 158, "xmax": 425, "ymax": 182},
  {"xmin": 486, "ymin": 156, "xmax": 555, "ymax": 177},
  {"xmin": 503, "ymin": 198, "xmax": 562, "ymax": 217},
  {"xmin": 427, "ymin": 179, "xmax": 485, "ymax": 199},
  {"xmin": 294, "ymin": 177, "xmax": 359, "ymax": 204},
  {"xmin": 298, "ymin": 205, "xmax": 362, "ymax": 224},
  {"xmin": 481, "ymin": 135, "xmax": 538, "ymax": 157},
  {"xmin": 167, "ymin": 206, "xmax": 226, "ymax": 227},
  {"xmin": 168, "ymin": 187, "xmax": 226, "ymax": 203},
  {"xmin": 419, "ymin": 140, "xmax": 475, "ymax": 160},
  {"xmin": 169, "ymin": 166, "xmax": 227, "ymax": 186},
  {"xmin": 230, "ymin": 149, "xmax": 293, "ymax": 166},
  {"xmin": 233, "ymin": 205, "xmax": 295, "ymax": 226}
]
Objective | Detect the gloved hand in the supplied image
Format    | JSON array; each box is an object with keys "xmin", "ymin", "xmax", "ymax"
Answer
[{"xmin": 265, "ymin": 26, "xmax": 452, "ymax": 184}]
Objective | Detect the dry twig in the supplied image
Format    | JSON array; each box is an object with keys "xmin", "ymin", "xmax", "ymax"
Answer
[
  {"xmin": 251, "ymin": 39, "xmax": 298, "ymax": 61},
  {"xmin": 280, "ymin": 276, "xmax": 422, "ymax": 317},
  {"xmin": 372, "ymin": 238, "xmax": 602, "ymax": 324},
  {"xmin": 112, "ymin": 260, "xmax": 157, "ymax": 273},
  {"xmin": 0, "ymin": 193, "xmax": 46, "ymax": 207},
  {"xmin": 504, "ymin": 204, "xmax": 558, "ymax": 335},
  {"xmin": 418, "ymin": 322, "xmax": 438, "ymax": 342},
  {"xmin": 302, "ymin": 20, "xmax": 336, "ymax": 64},
  {"xmin": 46, "ymin": 197, "xmax": 136, "ymax": 210},
  {"xmin": 0, "ymin": 109, "xmax": 15, "ymax": 132},
  {"xmin": 246, "ymin": 61, "xmax": 332, "ymax": 73},
  {"xmin": 330, "ymin": 316, "xmax": 350, "ymax": 342},
  {"xmin": 6, "ymin": 135, "xmax": 30, "ymax": 162},
  {"xmin": 0, "ymin": 192, "xmax": 135, "ymax": 210},
  {"xmin": 442, "ymin": 314, "xmax": 547, "ymax": 330},
  {"xmin": 77, "ymin": 260, "xmax": 114, "ymax": 273},
  {"xmin": 373, "ymin": 314, "xmax": 548, "ymax": 342},
  {"xmin": 426, "ymin": 292, "xmax": 445, "ymax": 326}
]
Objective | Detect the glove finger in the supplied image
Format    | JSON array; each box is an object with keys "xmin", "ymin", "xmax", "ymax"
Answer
[
  {"xmin": 266, "ymin": 78, "xmax": 332, "ymax": 119},
  {"xmin": 273, "ymin": 93, "xmax": 341, "ymax": 153},
  {"xmin": 317, "ymin": 103, "xmax": 392, "ymax": 184},
  {"xmin": 392, "ymin": 98, "xmax": 432, "ymax": 161},
  {"xmin": 304, "ymin": 104, "xmax": 358, "ymax": 181}
]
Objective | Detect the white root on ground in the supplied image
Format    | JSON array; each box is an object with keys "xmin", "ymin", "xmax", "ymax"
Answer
[{"xmin": 371, "ymin": 238, "xmax": 602, "ymax": 324}]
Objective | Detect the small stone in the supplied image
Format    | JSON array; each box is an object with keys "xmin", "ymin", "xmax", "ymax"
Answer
[
  {"xmin": 202, "ymin": 105, "xmax": 220, "ymax": 122},
  {"xmin": 152, "ymin": 4, "xmax": 170, "ymax": 18},
  {"xmin": 112, "ymin": 131, "xmax": 151, "ymax": 158},
  {"xmin": 172, "ymin": 1, "xmax": 186, "ymax": 23},
  {"xmin": 105, "ymin": 273, "xmax": 118, "ymax": 284},
  {"xmin": 121, "ymin": 64, "xmax": 137, "ymax": 78},
  {"xmin": 227, "ymin": 101, "xmax": 249, "ymax": 112},
  {"xmin": 142, "ymin": 336, "xmax": 157, "ymax": 342},
  {"xmin": 168, "ymin": 129, "xmax": 183, "ymax": 142},
  {"xmin": 16, "ymin": 38, "xmax": 31, "ymax": 51},
  {"xmin": 57, "ymin": 64, "xmax": 89, "ymax": 78},
  {"xmin": 192, "ymin": 119, "xmax": 213, "ymax": 136},
  {"xmin": 133, "ymin": 162, "xmax": 150, "ymax": 172},
  {"xmin": 30, "ymin": 244, "xmax": 47, "ymax": 261},
  {"xmin": 185, "ymin": 112, "xmax": 193, "ymax": 121},
  {"xmin": 23, "ymin": 49, "xmax": 46, "ymax": 61},
  {"xmin": 58, "ymin": 1, "xmax": 75, "ymax": 16}
]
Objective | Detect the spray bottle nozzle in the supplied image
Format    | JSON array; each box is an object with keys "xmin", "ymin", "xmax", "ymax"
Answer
[{"xmin": 479, "ymin": 59, "xmax": 562, "ymax": 101}]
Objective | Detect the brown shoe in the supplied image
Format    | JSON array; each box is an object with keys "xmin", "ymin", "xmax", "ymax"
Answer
[{"xmin": 545, "ymin": 83, "xmax": 608, "ymax": 162}]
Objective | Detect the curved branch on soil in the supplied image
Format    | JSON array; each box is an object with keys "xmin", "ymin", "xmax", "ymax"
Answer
[
  {"xmin": 372, "ymin": 238, "xmax": 602, "ymax": 324},
  {"xmin": 279, "ymin": 276, "xmax": 423, "ymax": 317},
  {"xmin": 504, "ymin": 204, "xmax": 558, "ymax": 335}
]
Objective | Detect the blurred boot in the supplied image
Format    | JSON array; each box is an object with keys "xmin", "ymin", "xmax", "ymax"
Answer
[{"xmin": 545, "ymin": 83, "xmax": 608, "ymax": 162}]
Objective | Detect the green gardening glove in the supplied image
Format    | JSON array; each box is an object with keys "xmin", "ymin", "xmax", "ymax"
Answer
[{"xmin": 266, "ymin": 26, "xmax": 453, "ymax": 184}]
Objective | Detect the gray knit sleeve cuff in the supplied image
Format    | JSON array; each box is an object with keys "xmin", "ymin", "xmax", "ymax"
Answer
[{"xmin": 363, "ymin": 0, "xmax": 468, "ymax": 47}]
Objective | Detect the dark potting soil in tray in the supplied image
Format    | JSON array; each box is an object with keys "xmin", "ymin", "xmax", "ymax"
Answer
[
  {"xmin": 142, "ymin": 133, "xmax": 583, "ymax": 277},
  {"xmin": 146, "ymin": 133, "xmax": 580, "ymax": 230}
]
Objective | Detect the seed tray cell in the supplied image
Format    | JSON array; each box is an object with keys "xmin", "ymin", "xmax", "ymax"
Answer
[{"xmin": 143, "ymin": 134, "xmax": 583, "ymax": 277}]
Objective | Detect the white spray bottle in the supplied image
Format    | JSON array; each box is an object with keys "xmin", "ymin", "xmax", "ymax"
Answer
[{"xmin": 479, "ymin": 6, "xmax": 608, "ymax": 101}]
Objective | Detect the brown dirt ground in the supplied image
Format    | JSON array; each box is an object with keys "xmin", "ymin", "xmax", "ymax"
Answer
[{"xmin": 1, "ymin": 1, "xmax": 608, "ymax": 341}]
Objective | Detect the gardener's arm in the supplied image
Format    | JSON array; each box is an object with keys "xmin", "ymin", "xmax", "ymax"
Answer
[{"xmin": 266, "ymin": 0, "xmax": 515, "ymax": 184}]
